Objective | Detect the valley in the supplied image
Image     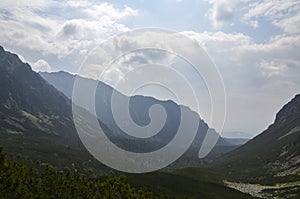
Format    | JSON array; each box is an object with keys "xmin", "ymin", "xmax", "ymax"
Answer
[{"xmin": 0, "ymin": 47, "xmax": 299, "ymax": 198}]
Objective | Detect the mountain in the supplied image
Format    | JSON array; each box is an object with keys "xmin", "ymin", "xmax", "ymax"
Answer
[
  {"xmin": 40, "ymin": 71, "xmax": 244, "ymax": 162},
  {"xmin": 212, "ymin": 94, "xmax": 300, "ymax": 183},
  {"xmin": 0, "ymin": 46, "xmax": 260, "ymax": 199},
  {"xmin": 0, "ymin": 46, "xmax": 232, "ymax": 171},
  {"xmin": 0, "ymin": 46, "xmax": 107, "ymax": 173},
  {"xmin": 0, "ymin": 45, "xmax": 247, "ymax": 172},
  {"xmin": 0, "ymin": 47, "xmax": 72, "ymax": 136},
  {"xmin": 222, "ymin": 138, "xmax": 249, "ymax": 146},
  {"xmin": 39, "ymin": 71, "xmax": 74, "ymax": 99},
  {"xmin": 221, "ymin": 131, "xmax": 253, "ymax": 139}
]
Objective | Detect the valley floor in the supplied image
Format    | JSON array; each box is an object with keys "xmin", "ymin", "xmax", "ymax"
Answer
[{"xmin": 224, "ymin": 180, "xmax": 300, "ymax": 199}]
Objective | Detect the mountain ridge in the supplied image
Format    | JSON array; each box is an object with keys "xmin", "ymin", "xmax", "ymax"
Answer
[
  {"xmin": 40, "ymin": 70, "xmax": 245, "ymax": 159},
  {"xmin": 0, "ymin": 46, "xmax": 248, "ymax": 173}
]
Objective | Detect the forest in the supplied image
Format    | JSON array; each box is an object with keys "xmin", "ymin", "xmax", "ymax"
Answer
[{"xmin": 0, "ymin": 147, "xmax": 156, "ymax": 199}]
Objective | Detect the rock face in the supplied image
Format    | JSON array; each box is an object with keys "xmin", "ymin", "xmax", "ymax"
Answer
[{"xmin": 213, "ymin": 94, "xmax": 300, "ymax": 182}]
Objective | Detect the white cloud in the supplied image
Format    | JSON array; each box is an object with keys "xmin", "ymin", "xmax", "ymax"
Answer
[
  {"xmin": 79, "ymin": 31, "xmax": 177, "ymax": 83},
  {"xmin": 86, "ymin": 29, "xmax": 299, "ymax": 134},
  {"xmin": 0, "ymin": 1, "xmax": 138, "ymax": 59},
  {"xmin": 243, "ymin": 0, "xmax": 300, "ymax": 33},
  {"xmin": 0, "ymin": 0, "xmax": 54, "ymax": 9},
  {"xmin": 83, "ymin": 2, "xmax": 138, "ymax": 20},
  {"xmin": 259, "ymin": 59, "xmax": 288, "ymax": 77},
  {"xmin": 244, "ymin": 0, "xmax": 299, "ymax": 20},
  {"xmin": 17, "ymin": 54, "xmax": 27, "ymax": 63},
  {"xmin": 273, "ymin": 14, "xmax": 300, "ymax": 34},
  {"xmin": 258, "ymin": 59, "xmax": 300, "ymax": 80},
  {"xmin": 31, "ymin": 59, "xmax": 51, "ymax": 72},
  {"xmin": 206, "ymin": 0, "xmax": 300, "ymax": 32},
  {"xmin": 66, "ymin": 0, "xmax": 91, "ymax": 8},
  {"xmin": 184, "ymin": 31, "xmax": 252, "ymax": 48},
  {"xmin": 182, "ymin": 30, "xmax": 300, "ymax": 133},
  {"xmin": 207, "ymin": 0, "xmax": 238, "ymax": 28}
]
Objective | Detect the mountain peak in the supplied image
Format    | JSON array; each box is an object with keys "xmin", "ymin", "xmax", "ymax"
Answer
[
  {"xmin": 0, "ymin": 46, "xmax": 29, "ymax": 74},
  {"xmin": 0, "ymin": 47, "xmax": 72, "ymax": 120},
  {"xmin": 275, "ymin": 94, "xmax": 300, "ymax": 124}
]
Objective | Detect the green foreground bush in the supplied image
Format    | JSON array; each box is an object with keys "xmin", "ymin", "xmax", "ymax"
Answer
[{"xmin": 0, "ymin": 147, "xmax": 154, "ymax": 199}]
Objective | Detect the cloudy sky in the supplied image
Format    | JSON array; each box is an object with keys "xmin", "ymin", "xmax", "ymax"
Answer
[{"xmin": 1, "ymin": 0, "xmax": 300, "ymax": 138}]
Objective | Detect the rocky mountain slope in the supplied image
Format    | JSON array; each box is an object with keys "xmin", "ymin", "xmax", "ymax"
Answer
[{"xmin": 212, "ymin": 94, "xmax": 300, "ymax": 182}]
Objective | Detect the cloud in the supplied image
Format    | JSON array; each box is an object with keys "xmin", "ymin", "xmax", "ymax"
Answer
[
  {"xmin": 78, "ymin": 28, "xmax": 299, "ymax": 134},
  {"xmin": 182, "ymin": 30, "xmax": 300, "ymax": 133},
  {"xmin": 66, "ymin": 0, "xmax": 91, "ymax": 8},
  {"xmin": 82, "ymin": 2, "xmax": 138, "ymax": 20},
  {"xmin": 31, "ymin": 59, "xmax": 51, "ymax": 72},
  {"xmin": 58, "ymin": 23, "xmax": 80, "ymax": 39},
  {"xmin": 259, "ymin": 59, "xmax": 288, "ymax": 77},
  {"xmin": 0, "ymin": 1, "xmax": 138, "ymax": 59},
  {"xmin": 0, "ymin": 0, "xmax": 54, "ymax": 9},
  {"xmin": 243, "ymin": 0, "xmax": 300, "ymax": 33},
  {"xmin": 17, "ymin": 54, "xmax": 27, "ymax": 63},
  {"xmin": 79, "ymin": 31, "xmax": 177, "ymax": 84},
  {"xmin": 273, "ymin": 14, "xmax": 300, "ymax": 34},
  {"xmin": 259, "ymin": 59, "xmax": 300, "ymax": 80},
  {"xmin": 206, "ymin": 1, "xmax": 300, "ymax": 32},
  {"xmin": 207, "ymin": 0, "xmax": 238, "ymax": 28}
]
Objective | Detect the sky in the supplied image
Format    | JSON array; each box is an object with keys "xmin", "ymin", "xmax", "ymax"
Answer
[{"xmin": 0, "ymin": 0, "xmax": 300, "ymax": 138}]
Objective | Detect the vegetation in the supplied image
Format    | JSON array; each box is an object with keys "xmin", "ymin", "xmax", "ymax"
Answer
[
  {"xmin": 0, "ymin": 147, "xmax": 154, "ymax": 199},
  {"xmin": 1, "ymin": 139, "xmax": 250, "ymax": 199},
  {"xmin": 1, "ymin": 146, "xmax": 259, "ymax": 199},
  {"xmin": 262, "ymin": 181, "xmax": 300, "ymax": 199}
]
